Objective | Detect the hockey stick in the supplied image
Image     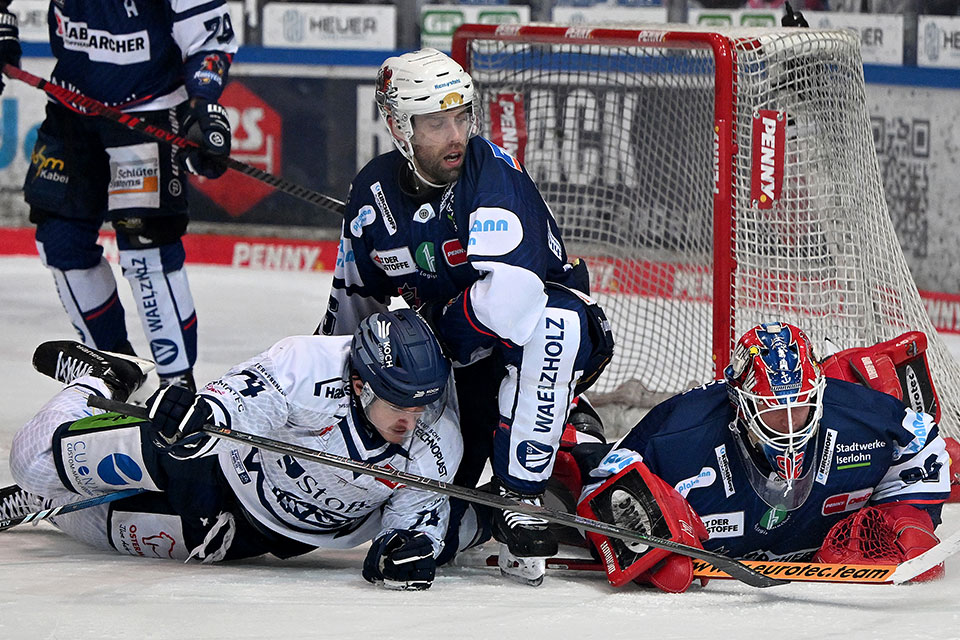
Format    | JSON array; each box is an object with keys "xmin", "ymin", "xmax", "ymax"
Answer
[
  {"xmin": 480, "ymin": 554, "xmax": 901, "ymax": 584},
  {"xmin": 0, "ymin": 487, "xmax": 145, "ymax": 532},
  {"xmin": 1, "ymin": 64, "xmax": 347, "ymax": 217},
  {"xmin": 86, "ymin": 395, "xmax": 784, "ymax": 588},
  {"xmin": 890, "ymin": 527, "xmax": 960, "ymax": 584}
]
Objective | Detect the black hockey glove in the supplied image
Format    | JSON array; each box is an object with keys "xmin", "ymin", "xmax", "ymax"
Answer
[
  {"xmin": 782, "ymin": 1, "xmax": 809, "ymax": 28},
  {"xmin": 363, "ymin": 530, "xmax": 436, "ymax": 591},
  {"xmin": 146, "ymin": 385, "xmax": 213, "ymax": 447},
  {"xmin": 0, "ymin": 9, "xmax": 21, "ymax": 95},
  {"xmin": 179, "ymin": 99, "xmax": 231, "ymax": 179}
]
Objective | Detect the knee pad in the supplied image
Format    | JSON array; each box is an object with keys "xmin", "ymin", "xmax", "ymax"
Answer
[
  {"xmin": 34, "ymin": 213, "xmax": 105, "ymax": 271},
  {"xmin": 112, "ymin": 214, "xmax": 188, "ymax": 250},
  {"xmin": 53, "ymin": 412, "xmax": 165, "ymax": 497}
]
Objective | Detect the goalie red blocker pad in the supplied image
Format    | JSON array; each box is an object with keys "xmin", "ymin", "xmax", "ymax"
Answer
[
  {"xmin": 820, "ymin": 331, "xmax": 960, "ymax": 501},
  {"xmin": 577, "ymin": 461, "xmax": 709, "ymax": 593},
  {"xmin": 814, "ymin": 503, "xmax": 943, "ymax": 582},
  {"xmin": 820, "ymin": 331, "xmax": 940, "ymax": 421}
]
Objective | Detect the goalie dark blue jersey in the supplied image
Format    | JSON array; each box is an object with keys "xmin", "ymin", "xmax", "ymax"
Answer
[
  {"xmin": 619, "ymin": 379, "xmax": 949, "ymax": 562},
  {"xmin": 47, "ymin": 0, "xmax": 237, "ymax": 109},
  {"xmin": 323, "ymin": 135, "xmax": 580, "ymax": 366}
]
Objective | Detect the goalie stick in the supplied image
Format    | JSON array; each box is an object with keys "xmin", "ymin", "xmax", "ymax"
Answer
[
  {"xmin": 1, "ymin": 65, "xmax": 347, "ymax": 218},
  {"xmin": 86, "ymin": 395, "xmax": 784, "ymax": 589},
  {"xmin": 480, "ymin": 554, "xmax": 902, "ymax": 585},
  {"xmin": 0, "ymin": 486, "xmax": 145, "ymax": 532}
]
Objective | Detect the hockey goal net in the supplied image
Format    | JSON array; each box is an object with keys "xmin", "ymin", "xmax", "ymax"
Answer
[{"xmin": 452, "ymin": 23, "xmax": 960, "ymax": 436}]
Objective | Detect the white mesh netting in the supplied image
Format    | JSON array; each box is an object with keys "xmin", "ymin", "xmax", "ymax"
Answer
[{"xmin": 461, "ymin": 25, "xmax": 960, "ymax": 437}]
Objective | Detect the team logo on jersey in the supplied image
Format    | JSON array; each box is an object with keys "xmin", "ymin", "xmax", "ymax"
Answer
[
  {"xmin": 674, "ymin": 467, "xmax": 716, "ymax": 498},
  {"xmin": 415, "ymin": 242, "xmax": 437, "ymax": 273},
  {"xmin": 372, "ymin": 247, "xmax": 416, "ymax": 275},
  {"xmin": 194, "ymin": 53, "xmax": 226, "ymax": 87},
  {"xmin": 701, "ymin": 511, "xmax": 744, "ymax": 539},
  {"xmin": 442, "ymin": 239, "xmax": 467, "ymax": 267},
  {"xmin": 350, "ymin": 206, "xmax": 377, "ymax": 237},
  {"xmin": 467, "ymin": 207, "xmax": 522, "ymax": 256},
  {"xmin": 413, "ymin": 203, "xmax": 436, "ymax": 224},
  {"xmin": 370, "ymin": 182, "xmax": 398, "ymax": 235},
  {"xmin": 821, "ymin": 488, "xmax": 873, "ymax": 516},
  {"xmin": 517, "ymin": 440, "xmax": 554, "ymax": 474}
]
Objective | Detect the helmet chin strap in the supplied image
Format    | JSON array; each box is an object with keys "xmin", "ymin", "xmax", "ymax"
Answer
[{"xmin": 391, "ymin": 135, "xmax": 449, "ymax": 190}]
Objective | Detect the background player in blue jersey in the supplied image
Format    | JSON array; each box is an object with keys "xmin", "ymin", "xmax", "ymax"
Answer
[
  {"xmin": 570, "ymin": 322, "xmax": 950, "ymax": 592},
  {"xmin": 0, "ymin": 0, "xmax": 237, "ymax": 393},
  {"xmin": 317, "ymin": 48, "xmax": 614, "ymax": 585},
  {"xmin": 8, "ymin": 309, "xmax": 460, "ymax": 591}
]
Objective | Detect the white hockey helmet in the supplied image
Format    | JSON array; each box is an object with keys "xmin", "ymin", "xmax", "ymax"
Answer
[{"xmin": 376, "ymin": 48, "xmax": 479, "ymax": 171}]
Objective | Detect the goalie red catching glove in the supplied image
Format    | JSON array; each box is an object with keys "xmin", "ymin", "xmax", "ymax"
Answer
[
  {"xmin": 578, "ymin": 457, "xmax": 710, "ymax": 593},
  {"xmin": 814, "ymin": 502, "xmax": 943, "ymax": 582}
]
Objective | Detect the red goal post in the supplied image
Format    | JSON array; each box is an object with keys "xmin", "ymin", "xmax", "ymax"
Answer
[{"xmin": 452, "ymin": 23, "xmax": 960, "ymax": 435}]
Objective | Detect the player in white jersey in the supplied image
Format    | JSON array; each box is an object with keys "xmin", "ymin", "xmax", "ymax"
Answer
[{"xmin": 8, "ymin": 309, "xmax": 462, "ymax": 590}]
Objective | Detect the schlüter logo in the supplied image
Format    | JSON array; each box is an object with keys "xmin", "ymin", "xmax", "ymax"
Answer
[
  {"xmin": 821, "ymin": 488, "xmax": 873, "ymax": 516},
  {"xmin": 750, "ymin": 109, "xmax": 786, "ymax": 209},
  {"xmin": 489, "ymin": 93, "xmax": 527, "ymax": 163}
]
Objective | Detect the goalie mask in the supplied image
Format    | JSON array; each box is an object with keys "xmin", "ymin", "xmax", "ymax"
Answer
[
  {"xmin": 350, "ymin": 308, "xmax": 450, "ymax": 443},
  {"xmin": 376, "ymin": 48, "xmax": 480, "ymax": 187},
  {"xmin": 725, "ymin": 322, "xmax": 825, "ymax": 511}
]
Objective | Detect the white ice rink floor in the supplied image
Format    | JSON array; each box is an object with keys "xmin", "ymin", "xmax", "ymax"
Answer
[{"xmin": 1, "ymin": 255, "xmax": 959, "ymax": 640}]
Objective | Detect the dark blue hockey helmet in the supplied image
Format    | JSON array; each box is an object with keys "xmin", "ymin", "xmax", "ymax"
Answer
[{"xmin": 350, "ymin": 308, "xmax": 450, "ymax": 424}]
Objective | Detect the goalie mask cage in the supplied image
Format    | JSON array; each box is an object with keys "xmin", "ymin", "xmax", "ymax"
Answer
[{"xmin": 452, "ymin": 23, "xmax": 960, "ymax": 436}]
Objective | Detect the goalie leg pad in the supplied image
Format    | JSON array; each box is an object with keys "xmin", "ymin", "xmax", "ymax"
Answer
[
  {"xmin": 53, "ymin": 412, "xmax": 165, "ymax": 497},
  {"xmin": 576, "ymin": 461, "xmax": 708, "ymax": 591}
]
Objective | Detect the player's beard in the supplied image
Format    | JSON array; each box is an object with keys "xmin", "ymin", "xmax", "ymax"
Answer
[{"xmin": 412, "ymin": 140, "xmax": 467, "ymax": 185}]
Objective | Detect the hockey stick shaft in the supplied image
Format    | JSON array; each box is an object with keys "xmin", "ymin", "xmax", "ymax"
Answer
[
  {"xmin": 890, "ymin": 526, "xmax": 960, "ymax": 584},
  {"xmin": 482, "ymin": 554, "xmax": 900, "ymax": 584},
  {"xmin": 86, "ymin": 395, "xmax": 784, "ymax": 588},
  {"xmin": 0, "ymin": 488, "xmax": 145, "ymax": 531},
  {"xmin": 2, "ymin": 64, "xmax": 346, "ymax": 217}
]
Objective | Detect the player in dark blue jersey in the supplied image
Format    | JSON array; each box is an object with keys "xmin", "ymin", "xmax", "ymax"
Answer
[
  {"xmin": 0, "ymin": 0, "xmax": 237, "ymax": 393},
  {"xmin": 571, "ymin": 322, "xmax": 949, "ymax": 592},
  {"xmin": 318, "ymin": 48, "xmax": 614, "ymax": 585}
]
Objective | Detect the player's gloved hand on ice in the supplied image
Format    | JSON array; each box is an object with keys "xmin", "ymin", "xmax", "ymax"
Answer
[
  {"xmin": 179, "ymin": 98, "xmax": 231, "ymax": 179},
  {"xmin": 0, "ymin": 9, "xmax": 21, "ymax": 95},
  {"xmin": 146, "ymin": 385, "xmax": 213, "ymax": 447},
  {"xmin": 588, "ymin": 448, "xmax": 644, "ymax": 480},
  {"xmin": 363, "ymin": 529, "xmax": 436, "ymax": 591}
]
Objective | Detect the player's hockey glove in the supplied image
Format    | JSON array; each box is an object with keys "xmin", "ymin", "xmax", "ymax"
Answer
[
  {"xmin": 815, "ymin": 503, "xmax": 943, "ymax": 582},
  {"xmin": 781, "ymin": 2, "xmax": 809, "ymax": 28},
  {"xmin": 146, "ymin": 385, "xmax": 213, "ymax": 450},
  {"xmin": 363, "ymin": 529, "xmax": 437, "ymax": 591},
  {"xmin": 0, "ymin": 8, "xmax": 21, "ymax": 95},
  {"xmin": 179, "ymin": 99, "xmax": 231, "ymax": 179}
]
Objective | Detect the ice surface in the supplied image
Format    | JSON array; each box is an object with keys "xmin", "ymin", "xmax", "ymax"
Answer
[{"xmin": 2, "ymin": 256, "xmax": 959, "ymax": 640}]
